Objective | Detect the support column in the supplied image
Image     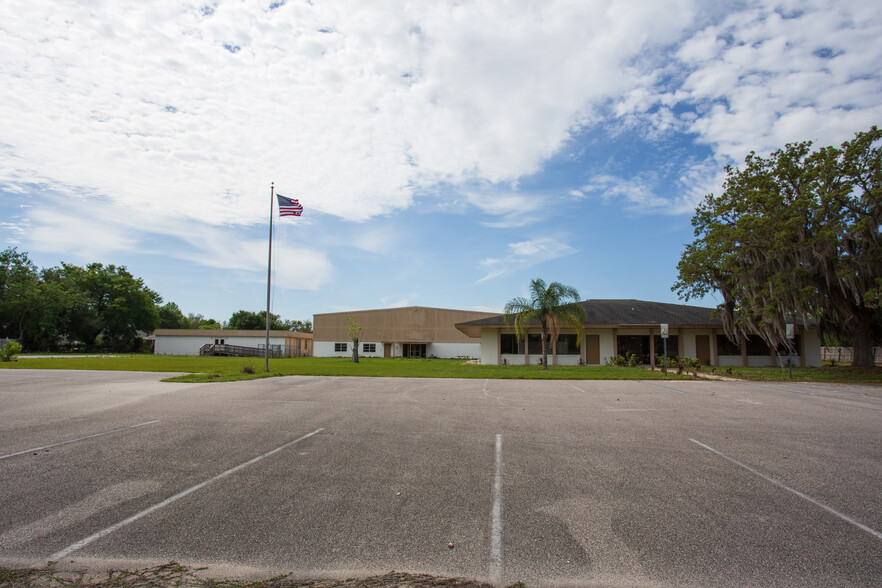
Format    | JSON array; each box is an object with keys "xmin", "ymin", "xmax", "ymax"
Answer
[
  {"xmin": 712, "ymin": 329, "xmax": 719, "ymax": 367},
  {"xmin": 799, "ymin": 330, "xmax": 806, "ymax": 367},
  {"xmin": 649, "ymin": 329, "xmax": 656, "ymax": 368}
]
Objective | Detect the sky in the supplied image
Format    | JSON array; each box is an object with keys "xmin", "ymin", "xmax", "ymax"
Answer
[{"xmin": 1, "ymin": 0, "xmax": 881, "ymax": 324}]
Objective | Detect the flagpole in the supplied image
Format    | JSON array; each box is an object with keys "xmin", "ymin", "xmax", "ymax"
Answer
[{"xmin": 265, "ymin": 182, "xmax": 274, "ymax": 372}]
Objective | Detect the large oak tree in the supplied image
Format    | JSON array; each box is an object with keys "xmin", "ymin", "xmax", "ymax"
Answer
[{"xmin": 674, "ymin": 127, "xmax": 882, "ymax": 367}]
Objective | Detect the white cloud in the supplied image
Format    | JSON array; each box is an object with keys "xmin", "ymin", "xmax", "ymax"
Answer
[
  {"xmin": 1, "ymin": 0, "xmax": 879, "ymax": 257},
  {"xmin": 25, "ymin": 207, "xmax": 137, "ymax": 260},
  {"xmin": 0, "ymin": 0, "xmax": 698, "ymax": 230},
  {"xmin": 465, "ymin": 189, "xmax": 547, "ymax": 228},
  {"xmin": 479, "ymin": 237, "xmax": 576, "ymax": 282},
  {"xmin": 671, "ymin": 1, "xmax": 882, "ymax": 159},
  {"xmin": 380, "ymin": 296, "xmax": 416, "ymax": 309}
]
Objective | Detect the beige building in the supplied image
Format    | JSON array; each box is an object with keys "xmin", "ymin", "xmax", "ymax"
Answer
[
  {"xmin": 313, "ymin": 306, "xmax": 497, "ymax": 359},
  {"xmin": 455, "ymin": 299, "xmax": 822, "ymax": 367}
]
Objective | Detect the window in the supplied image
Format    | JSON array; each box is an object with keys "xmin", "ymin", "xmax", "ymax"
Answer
[
  {"xmin": 528, "ymin": 333, "xmax": 543, "ymax": 355},
  {"xmin": 653, "ymin": 335, "xmax": 679, "ymax": 359},
  {"xmin": 746, "ymin": 337, "xmax": 771, "ymax": 356},
  {"xmin": 556, "ymin": 334, "xmax": 580, "ymax": 355},
  {"xmin": 363, "ymin": 343, "xmax": 376, "ymax": 353},
  {"xmin": 334, "ymin": 343, "xmax": 347, "ymax": 352},
  {"xmin": 617, "ymin": 335, "xmax": 650, "ymax": 365},
  {"xmin": 500, "ymin": 334, "xmax": 523, "ymax": 354},
  {"xmin": 716, "ymin": 334, "xmax": 741, "ymax": 355},
  {"xmin": 777, "ymin": 335, "xmax": 801, "ymax": 356}
]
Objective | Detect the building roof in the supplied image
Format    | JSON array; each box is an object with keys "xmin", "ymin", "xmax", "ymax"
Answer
[
  {"xmin": 313, "ymin": 305, "xmax": 497, "ymax": 318},
  {"xmin": 153, "ymin": 329, "xmax": 313, "ymax": 339},
  {"xmin": 455, "ymin": 299, "xmax": 722, "ymax": 337},
  {"xmin": 313, "ymin": 306, "xmax": 498, "ymax": 343}
]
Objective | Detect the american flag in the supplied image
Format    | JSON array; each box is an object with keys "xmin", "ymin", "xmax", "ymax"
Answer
[{"xmin": 277, "ymin": 194, "xmax": 303, "ymax": 217}]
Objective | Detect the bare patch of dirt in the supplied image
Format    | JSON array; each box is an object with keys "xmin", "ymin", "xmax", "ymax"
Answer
[{"xmin": 0, "ymin": 563, "xmax": 519, "ymax": 588}]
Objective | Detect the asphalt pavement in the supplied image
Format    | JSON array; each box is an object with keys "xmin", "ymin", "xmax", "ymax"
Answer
[{"xmin": 1, "ymin": 370, "xmax": 880, "ymax": 587}]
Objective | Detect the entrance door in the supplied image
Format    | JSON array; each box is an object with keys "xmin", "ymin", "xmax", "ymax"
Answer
[
  {"xmin": 384, "ymin": 343, "xmax": 392, "ymax": 358},
  {"xmin": 585, "ymin": 335, "xmax": 600, "ymax": 365},
  {"xmin": 695, "ymin": 335, "xmax": 711, "ymax": 365},
  {"xmin": 403, "ymin": 343, "xmax": 427, "ymax": 358}
]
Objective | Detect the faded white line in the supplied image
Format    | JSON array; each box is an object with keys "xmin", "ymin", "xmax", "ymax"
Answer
[
  {"xmin": 0, "ymin": 480, "xmax": 161, "ymax": 547},
  {"xmin": 640, "ymin": 381, "xmax": 688, "ymax": 394},
  {"xmin": 604, "ymin": 408, "xmax": 666, "ymax": 412},
  {"xmin": 489, "ymin": 433, "xmax": 504, "ymax": 586},
  {"xmin": 689, "ymin": 438, "xmax": 882, "ymax": 541},
  {"xmin": 483, "ymin": 379, "xmax": 489, "ymax": 393},
  {"xmin": 568, "ymin": 383, "xmax": 585, "ymax": 393},
  {"xmin": 0, "ymin": 421, "xmax": 159, "ymax": 461},
  {"xmin": 48, "ymin": 428, "xmax": 325, "ymax": 561}
]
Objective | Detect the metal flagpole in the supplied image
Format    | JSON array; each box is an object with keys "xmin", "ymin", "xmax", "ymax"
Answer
[{"xmin": 265, "ymin": 182, "xmax": 274, "ymax": 372}]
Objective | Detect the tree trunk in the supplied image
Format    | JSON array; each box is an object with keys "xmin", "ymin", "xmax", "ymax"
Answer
[
  {"xmin": 540, "ymin": 323, "xmax": 549, "ymax": 370},
  {"xmin": 850, "ymin": 315, "xmax": 875, "ymax": 367},
  {"xmin": 351, "ymin": 339, "xmax": 359, "ymax": 363}
]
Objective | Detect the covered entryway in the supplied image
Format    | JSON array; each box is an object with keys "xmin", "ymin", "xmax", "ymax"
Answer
[
  {"xmin": 403, "ymin": 343, "xmax": 427, "ymax": 358},
  {"xmin": 617, "ymin": 335, "xmax": 650, "ymax": 365}
]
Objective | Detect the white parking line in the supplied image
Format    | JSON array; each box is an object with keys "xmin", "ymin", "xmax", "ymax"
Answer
[
  {"xmin": 640, "ymin": 381, "xmax": 688, "ymax": 394},
  {"xmin": 0, "ymin": 421, "xmax": 160, "ymax": 461},
  {"xmin": 489, "ymin": 433, "xmax": 503, "ymax": 586},
  {"xmin": 48, "ymin": 428, "xmax": 325, "ymax": 561},
  {"xmin": 689, "ymin": 438, "xmax": 882, "ymax": 541}
]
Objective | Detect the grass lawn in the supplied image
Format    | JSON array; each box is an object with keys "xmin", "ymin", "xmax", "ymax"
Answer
[
  {"xmin": 3, "ymin": 354, "xmax": 881, "ymax": 383},
  {"xmin": 3, "ymin": 354, "xmax": 688, "ymax": 382},
  {"xmin": 699, "ymin": 364, "xmax": 882, "ymax": 383}
]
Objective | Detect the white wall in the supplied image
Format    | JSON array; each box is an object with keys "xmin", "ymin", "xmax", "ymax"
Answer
[
  {"xmin": 592, "ymin": 330, "xmax": 616, "ymax": 366},
  {"xmin": 154, "ymin": 335, "xmax": 287, "ymax": 356},
  {"xmin": 314, "ymin": 340, "xmax": 364, "ymax": 358},
  {"xmin": 802, "ymin": 329, "xmax": 822, "ymax": 367},
  {"xmin": 314, "ymin": 341, "xmax": 479, "ymax": 359},
  {"xmin": 481, "ymin": 330, "xmax": 500, "ymax": 365},
  {"xmin": 428, "ymin": 343, "xmax": 481, "ymax": 359}
]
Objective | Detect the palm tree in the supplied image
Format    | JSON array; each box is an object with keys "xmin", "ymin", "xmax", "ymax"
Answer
[{"xmin": 504, "ymin": 278, "xmax": 587, "ymax": 370}]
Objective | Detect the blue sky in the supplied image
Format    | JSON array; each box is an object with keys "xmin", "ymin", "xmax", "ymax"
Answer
[{"xmin": 1, "ymin": 0, "xmax": 881, "ymax": 324}]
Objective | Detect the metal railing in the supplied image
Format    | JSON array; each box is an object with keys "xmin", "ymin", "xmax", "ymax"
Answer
[
  {"xmin": 199, "ymin": 343, "xmax": 282, "ymax": 358},
  {"xmin": 821, "ymin": 346, "xmax": 882, "ymax": 363}
]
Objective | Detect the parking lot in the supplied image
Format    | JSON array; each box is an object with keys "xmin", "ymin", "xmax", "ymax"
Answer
[{"xmin": 1, "ymin": 370, "xmax": 880, "ymax": 587}]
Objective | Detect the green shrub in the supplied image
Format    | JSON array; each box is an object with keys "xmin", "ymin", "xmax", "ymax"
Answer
[
  {"xmin": 605, "ymin": 353, "xmax": 639, "ymax": 367},
  {"xmin": 0, "ymin": 340, "xmax": 23, "ymax": 362}
]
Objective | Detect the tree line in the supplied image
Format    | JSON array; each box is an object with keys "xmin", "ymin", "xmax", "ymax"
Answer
[
  {"xmin": 0, "ymin": 248, "xmax": 311, "ymax": 352},
  {"xmin": 674, "ymin": 126, "xmax": 881, "ymax": 367}
]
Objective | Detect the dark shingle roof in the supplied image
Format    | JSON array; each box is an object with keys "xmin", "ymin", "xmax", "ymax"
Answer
[{"xmin": 456, "ymin": 299, "xmax": 721, "ymax": 335}]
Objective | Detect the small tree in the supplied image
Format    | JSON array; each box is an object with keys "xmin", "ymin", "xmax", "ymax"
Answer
[
  {"xmin": 504, "ymin": 278, "xmax": 587, "ymax": 370},
  {"xmin": 346, "ymin": 317, "xmax": 362, "ymax": 363},
  {"xmin": 0, "ymin": 340, "xmax": 22, "ymax": 362}
]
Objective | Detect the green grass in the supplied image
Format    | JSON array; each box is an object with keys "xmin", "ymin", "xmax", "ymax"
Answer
[
  {"xmin": 4, "ymin": 354, "xmax": 881, "ymax": 383},
  {"xmin": 700, "ymin": 364, "xmax": 882, "ymax": 383},
  {"xmin": 2, "ymin": 354, "xmax": 688, "ymax": 382}
]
